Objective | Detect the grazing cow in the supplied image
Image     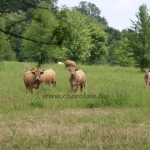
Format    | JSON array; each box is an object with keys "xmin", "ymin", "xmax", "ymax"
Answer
[
  {"xmin": 67, "ymin": 66, "xmax": 87, "ymax": 92},
  {"xmin": 143, "ymin": 69, "xmax": 150, "ymax": 86},
  {"xmin": 23, "ymin": 69, "xmax": 44, "ymax": 94},
  {"xmin": 64, "ymin": 60, "xmax": 77, "ymax": 68},
  {"xmin": 40, "ymin": 68, "xmax": 56, "ymax": 87},
  {"xmin": 57, "ymin": 62, "xmax": 64, "ymax": 65}
]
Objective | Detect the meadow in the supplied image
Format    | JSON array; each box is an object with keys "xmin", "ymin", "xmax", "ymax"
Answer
[{"xmin": 0, "ymin": 61, "xmax": 150, "ymax": 150}]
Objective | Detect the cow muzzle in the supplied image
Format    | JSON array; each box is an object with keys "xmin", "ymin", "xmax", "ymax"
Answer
[{"xmin": 36, "ymin": 78, "xmax": 40, "ymax": 81}]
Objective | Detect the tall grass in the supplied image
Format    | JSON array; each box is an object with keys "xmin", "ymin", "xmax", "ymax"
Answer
[{"xmin": 0, "ymin": 61, "xmax": 150, "ymax": 149}]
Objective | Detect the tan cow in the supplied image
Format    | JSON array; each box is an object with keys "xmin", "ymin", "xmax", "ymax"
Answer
[
  {"xmin": 143, "ymin": 69, "xmax": 150, "ymax": 86},
  {"xmin": 67, "ymin": 66, "xmax": 87, "ymax": 92},
  {"xmin": 23, "ymin": 69, "xmax": 44, "ymax": 94},
  {"xmin": 40, "ymin": 68, "xmax": 56, "ymax": 87},
  {"xmin": 64, "ymin": 60, "xmax": 77, "ymax": 68}
]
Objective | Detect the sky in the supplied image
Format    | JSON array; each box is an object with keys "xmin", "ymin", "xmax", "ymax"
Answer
[{"xmin": 57, "ymin": 0, "xmax": 150, "ymax": 31}]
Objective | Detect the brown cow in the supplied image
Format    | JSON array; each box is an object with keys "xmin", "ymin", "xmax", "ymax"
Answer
[
  {"xmin": 143, "ymin": 69, "xmax": 150, "ymax": 86},
  {"xmin": 67, "ymin": 66, "xmax": 87, "ymax": 92},
  {"xmin": 64, "ymin": 60, "xmax": 77, "ymax": 68},
  {"xmin": 23, "ymin": 69, "xmax": 44, "ymax": 94},
  {"xmin": 40, "ymin": 68, "xmax": 56, "ymax": 87}
]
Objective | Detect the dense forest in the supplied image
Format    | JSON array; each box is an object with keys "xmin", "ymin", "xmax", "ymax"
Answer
[{"xmin": 0, "ymin": 0, "xmax": 150, "ymax": 69}]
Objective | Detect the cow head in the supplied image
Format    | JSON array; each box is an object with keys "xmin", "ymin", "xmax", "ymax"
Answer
[
  {"xmin": 29, "ymin": 68, "xmax": 37, "ymax": 72},
  {"xmin": 67, "ymin": 66, "xmax": 80, "ymax": 76},
  {"xmin": 143, "ymin": 69, "xmax": 150, "ymax": 81},
  {"xmin": 31, "ymin": 69, "xmax": 44, "ymax": 81},
  {"xmin": 143, "ymin": 69, "xmax": 150, "ymax": 75}
]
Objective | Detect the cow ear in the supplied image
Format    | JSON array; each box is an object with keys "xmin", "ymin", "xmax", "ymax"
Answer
[
  {"xmin": 75, "ymin": 66, "xmax": 80, "ymax": 71},
  {"xmin": 31, "ymin": 71, "xmax": 35, "ymax": 74},
  {"xmin": 40, "ymin": 71, "xmax": 44, "ymax": 74}
]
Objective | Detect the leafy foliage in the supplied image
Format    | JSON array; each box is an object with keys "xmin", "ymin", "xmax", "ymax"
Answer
[
  {"xmin": 62, "ymin": 9, "xmax": 92, "ymax": 62},
  {"xmin": 0, "ymin": 17, "xmax": 15, "ymax": 61},
  {"xmin": 0, "ymin": 1, "xmax": 150, "ymax": 69},
  {"xmin": 73, "ymin": 1, "xmax": 108, "ymax": 25},
  {"xmin": 126, "ymin": 4, "xmax": 150, "ymax": 69},
  {"xmin": 88, "ymin": 23, "xmax": 108, "ymax": 64},
  {"xmin": 21, "ymin": 2, "xmax": 58, "ymax": 66},
  {"xmin": 110, "ymin": 37, "xmax": 136, "ymax": 67}
]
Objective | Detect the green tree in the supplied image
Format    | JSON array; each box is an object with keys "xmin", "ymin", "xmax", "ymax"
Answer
[
  {"xmin": 110, "ymin": 37, "xmax": 136, "ymax": 67},
  {"xmin": 62, "ymin": 9, "xmax": 93, "ymax": 62},
  {"xmin": 0, "ymin": 0, "xmax": 60, "ymax": 45},
  {"xmin": 106, "ymin": 27, "xmax": 122, "ymax": 65},
  {"xmin": 127, "ymin": 4, "xmax": 150, "ymax": 69},
  {"xmin": 21, "ymin": 2, "xmax": 58, "ymax": 67},
  {"xmin": 0, "ymin": 17, "xmax": 15, "ymax": 61},
  {"xmin": 4, "ymin": 10, "xmax": 27, "ymax": 61},
  {"xmin": 105, "ymin": 27, "xmax": 122, "ymax": 46},
  {"xmin": 73, "ymin": 1, "xmax": 108, "ymax": 25},
  {"xmin": 88, "ymin": 23, "xmax": 108, "ymax": 64}
]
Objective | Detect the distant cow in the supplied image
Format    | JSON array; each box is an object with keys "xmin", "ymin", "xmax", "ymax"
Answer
[
  {"xmin": 57, "ymin": 62, "xmax": 64, "ymax": 65},
  {"xmin": 23, "ymin": 69, "xmax": 44, "ymax": 94},
  {"xmin": 143, "ymin": 69, "xmax": 150, "ymax": 86},
  {"xmin": 64, "ymin": 60, "xmax": 77, "ymax": 68},
  {"xmin": 67, "ymin": 66, "xmax": 87, "ymax": 92},
  {"xmin": 40, "ymin": 68, "xmax": 56, "ymax": 87}
]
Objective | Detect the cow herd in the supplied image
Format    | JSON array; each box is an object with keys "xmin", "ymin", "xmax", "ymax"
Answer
[
  {"xmin": 23, "ymin": 60, "xmax": 87, "ymax": 94},
  {"xmin": 24, "ymin": 60, "xmax": 150, "ymax": 93}
]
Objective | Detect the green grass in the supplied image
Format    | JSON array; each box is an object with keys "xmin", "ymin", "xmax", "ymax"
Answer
[{"xmin": 0, "ymin": 61, "xmax": 150, "ymax": 149}]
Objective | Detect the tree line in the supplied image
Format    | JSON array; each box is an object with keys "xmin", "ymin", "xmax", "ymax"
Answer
[{"xmin": 0, "ymin": 0, "xmax": 150, "ymax": 70}]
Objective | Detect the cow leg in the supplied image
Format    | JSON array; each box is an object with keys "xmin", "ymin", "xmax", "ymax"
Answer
[
  {"xmin": 84, "ymin": 83, "xmax": 87, "ymax": 93},
  {"xmin": 48, "ymin": 81, "xmax": 51, "ymax": 86},
  {"xmin": 80, "ymin": 85, "xmax": 83, "ymax": 91},
  {"xmin": 71, "ymin": 85, "xmax": 74, "ymax": 92},
  {"xmin": 76, "ymin": 85, "xmax": 79, "ymax": 92},
  {"xmin": 25, "ymin": 86, "xmax": 29, "ymax": 93},
  {"xmin": 30, "ymin": 87, "xmax": 33, "ymax": 94},
  {"xmin": 146, "ymin": 81, "xmax": 149, "ymax": 88},
  {"xmin": 52, "ymin": 81, "xmax": 56, "ymax": 88},
  {"xmin": 36, "ymin": 85, "xmax": 40, "ymax": 93}
]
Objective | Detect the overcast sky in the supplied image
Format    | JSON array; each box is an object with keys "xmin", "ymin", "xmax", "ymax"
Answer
[{"xmin": 57, "ymin": 0, "xmax": 150, "ymax": 31}]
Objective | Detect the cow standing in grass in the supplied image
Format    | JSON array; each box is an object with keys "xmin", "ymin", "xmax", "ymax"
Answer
[
  {"xmin": 143, "ymin": 69, "xmax": 150, "ymax": 86},
  {"xmin": 65, "ymin": 60, "xmax": 77, "ymax": 68},
  {"xmin": 23, "ymin": 68, "xmax": 44, "ymax": 94},
  {"xmin": 67, "ymin": 66, "xmax": 87, "ymax": 92},
  {"xmin": 40, "ymin": 68, "xmax": 56, "ymax": 87}
]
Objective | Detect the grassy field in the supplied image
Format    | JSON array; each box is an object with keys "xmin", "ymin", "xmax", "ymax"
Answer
[{"xmin": 0, "ymin": 61, "xmax": 150, "ymax": 150}]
